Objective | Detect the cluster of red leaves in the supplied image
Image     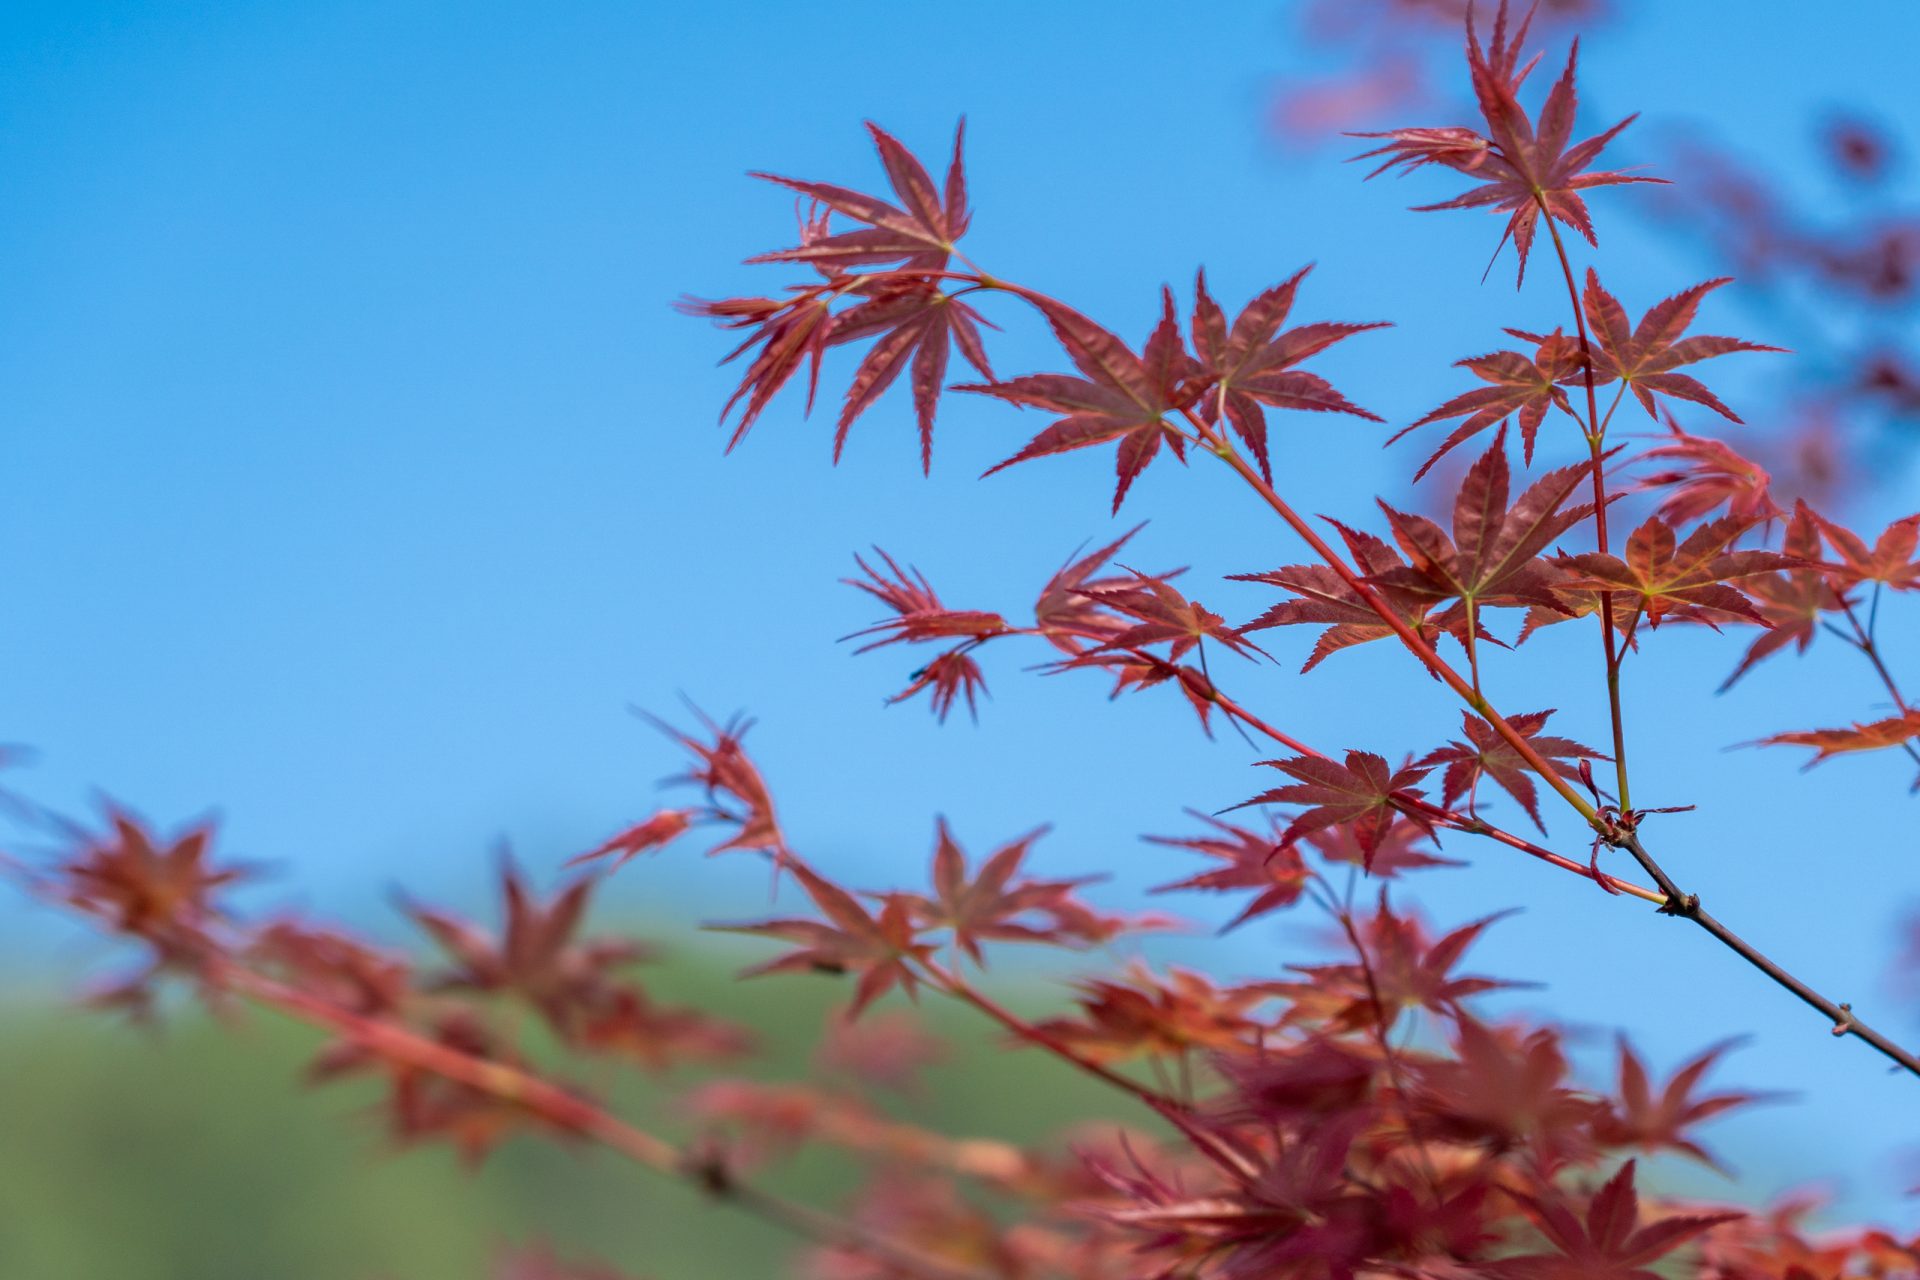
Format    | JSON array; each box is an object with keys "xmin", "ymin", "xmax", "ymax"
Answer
[
  {"xmin": 686, "ymin": 118, "xmax": 1385, "ymax": 512},
  {"xmin": 1350, "ymin": 0, "xmax": 1659, "ymax": 284},
  {"xmin": 40, "ymin": 726, "xmax": 1841, "ymax": 1280},
  {"xmin": 1279, "ymin": 0, "xmax": 1920, "ymax": 504}
]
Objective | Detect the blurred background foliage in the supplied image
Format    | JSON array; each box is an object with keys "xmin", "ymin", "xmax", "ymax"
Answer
[{"xmin": 0, "ymin": 939, "xmax": 1124, "ymax": 1279}]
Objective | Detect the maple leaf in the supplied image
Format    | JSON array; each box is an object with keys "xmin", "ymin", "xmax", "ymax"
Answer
[
  {"xmin": 1582, "ymin": 271, "xmax": 1784, "ymax": 421},
  {"xmin": 1069, "ymin": 571, "xmax": 1269, "ymax": 668},
  {"xmin": 1559, "ymin": 514, "xmax": 1795, "ymax": 628},
  {"xmin": 1398, "ymin": 328, "xmax": 1581, "ymax": 475},
  {"xmin": 901, "ymin": 818, "xmax": 1113, "ymax": 964},
  {"xmin": 679, "ymin": 288, "xmax": 835, "ymax": 451},
  {"xmin": 404, "ymin": 864, "xmax": 647, "ymax": 1041},
  {"xmin": 1188, "ymin": 266, "xmax": 1385, "ymax": 481},
  {"xmin": 687, "ymin": 122, "xmax": 985, "ymax": 466},
  {"xmin": 716, "ymin": 859, "xmax": 934, "ymax": 1019},
  {"xmin": 841, "ymin": 548, "xmax": 1011, "ymax": 652},
  {"xmin": 1750, "ymin": 710, "xmax": 1920, "ymax": 768},
  {"xmin": 1411, "ymin": 1018, "xmax": 1602, "ymax": 1170},
  {"xmin": 826, "ymin": 282, "xmax": 996, "ymax": 470},
  {"xmin": 1207, "ymin": 1039, "xmax": 1377, "ymax": 1123},
  {"xmin": 1032, "ymin": 523, "xmax": 1153, "ymax": 653},
  {"xmin": 965, "ymin": 292, "xmax": 1196, "ymax": 513},
  {"xmin": 1147, "ymin": 810, "xmax": 1311, "ymax": 933},
  {"xmin": 1240, "ymin": 750, "xmax": 1434, "ymax": 866},
  {"xmin": 1809, "ymin": 510, "xmax": 1920, "ymax": 591},
  {"xmin": 61, "ymin": 809, "xmax": 245, "ymax": 944},
  {"xmin": 563, "ymin": 808, "xmax": 696, "ymax": 871},
  {"xmin": 1419, "ymin": 709, "xmax": 1606, "ymax": 833},
  {"xmin": 1721, "ymin": 502, "xmax": 1844, "ymax": 689},
  {"xmin": 1352, "ymin": 1, "xmax": 1663, "ymax": 283},
  {"xmin": 646, "ymin": 708, "xmax": 785, "ymax": 856},
  {"xmin": 889, "ymin": 649, "xmax": 991, "ymax": 723},
  {"xmin": 1032, "ymin": 963, "xmax": 1268, "ymax": 1062},
  {"xmin": 1281, "ymin": 896, "xmax": 1519, "ymax": 1033},
  {"xmin": 1633, "ymin": 416, "xmax": 1780, "ymax": 526},
  {"xmin": 1593, "ymin": 1037, "xmax": 1770, "ymax": 1173},
  {"xmin": 1237, "ymin": 518, "xmax": 1481, "ymax": 671},
  {"xmin": 1498, "ymin": 1159, "xmax": 1742, "ymax": 1279},
  {"xmin": 749, "ymin": 120, "xmax": 969, "ymax": 273},
  {"xmin": 1374, "ymin": 429, "xmax": 1596, "ymax": 618}
]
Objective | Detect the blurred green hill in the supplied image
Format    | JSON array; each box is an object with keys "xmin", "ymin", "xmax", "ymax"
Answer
[{"xmin": 0, "ymin": 952, "xmax": 1125, "ymax": 1280}]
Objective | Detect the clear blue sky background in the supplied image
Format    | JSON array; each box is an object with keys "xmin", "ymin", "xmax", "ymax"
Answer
[{"xmin": 6, "ymin": 0, "xmax": 1920, "ymax": 1223}]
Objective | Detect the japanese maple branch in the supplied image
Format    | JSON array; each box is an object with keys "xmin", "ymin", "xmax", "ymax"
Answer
[
  {"xmin": 1182, "ymin": 665, "xmax": 1660, "ymax": 902},
  {"xmin": 216, "ymin": 962, "xmax": 997, "ymax": 1280},
  {"xmin": 1187, "ymin": 405, "xmax": 1920, "ymax": 1081},
  {"xmin": 858, "ymin": 263, "xmax": 1920, "ymax": 1081},
  {"xmin": 1607, "ymin": 834, "xmax": 1920, "ymax": 1078}
]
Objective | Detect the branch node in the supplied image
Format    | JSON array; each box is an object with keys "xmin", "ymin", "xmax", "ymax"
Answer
[
  {"xmin": 1656, "ymin": 891, "xmax": 1699, "ymax": 918},
  {"xmin": 1832, "ymin": 1003, "xmax": 1856, "ymax": 1037}
]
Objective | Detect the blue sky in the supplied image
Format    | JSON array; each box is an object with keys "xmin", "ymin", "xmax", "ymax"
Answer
[{"xmin": 6, "ymin": 0, "xmax": 1920, "ymax": 1222}]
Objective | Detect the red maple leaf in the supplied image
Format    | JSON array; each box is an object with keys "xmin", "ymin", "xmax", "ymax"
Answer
[
  {"xmin": 1750, "ymin": 710, "xmax": 1920, "ymax": 769},
  {"xmin": 1721, "ymin": 502, "xmax": 1844, "ymax": 689},
  {"xmin": 1189, "ymin": 266, "xmax": 1385, "ymax": 481},
  {"xmin": 1559, "ymin": 514, "xmax": 1794, "ymax": 629},
  {"xmin": 1809, "ymin": 510, "xmax": 1920, "ymax": 591},
  {"xmin": 717, "ymin": 860, "xmax": 934, "ymax": 1019},
  {"xmin": 966, "ymin": 293, "xmax": 1197, "ymax": 513},
  {"xmin": 1280, "ymin": 896, "xmax": 1518, "ymax": 1031},
  {"xmin": 826, "ymin": 282, "xmax": 996, "ymax": 470},
  {"xmin": 61, "ymin": 809, "xmax": 244, "ymax": 944},
  {"xmin": 1032, "ymin": 964, "xmax": 1268, "ymax": 1062},
  {"xmin": 1499, "ymin": 1159, "xmax": 1741, "ymax": 1279},
  {"xmin": 404, "ymin": 864, "xmax": 646, "ymax": 1041},
  {"xmin": 843, "ymin": 548, "xmax": 1014, "ymax": 653},
  {"xmin": 813, "ymin": 1008, "xmax": 948, "ymax": 1096},
  {"xmin": 1374, "ymin": 430, "xmax": 1596, "ymax": 618},
  {"xmin": 1411, "ymin": 1018, "xmax": 1601, "ymax": 1170},
  {"xmin": 1582, "ymin": 272, "xmax": 1783, "ymax": 422},
  {"xmin": 1419, "ymin": 709, "xmax": 1606, "ymax": 833},
  {"xmin": 1070, "ymin": 571, "xmax": 1269, "ymax": 668},
  {"xmin": 1147, "ymin": 810, "xmax": 1311, "ymax": 933},
  {"xmin": 1240, "ymin": 750, "xmax": 1434, "ymax": 866},
  {"xmin": 684, "ymin": 122, "xmax": 988, "ymax": 467},
  {"xmin": 1399, "ymin": 328, "xmax": 1581, "ymax": 475},
  {"xmin": 1633, "ymin": 416, "xmax": 1780, "ymax": 526},
  {"xmin": 1030, "ymin": 525, "xmax": 1205, "ymax": 659},
  {"xmin": 749, "ymin": 121, "xmax": 969, "ymax": 273},
  {"xmin": 646, "ymin": 709, "xmax": 786, "ymax": 856},
  {"xmin": 1301, "ymin": 819, "xmax": 1464, "ymax": 878},
  {"xmin": 1352, "ymin": 1, "xmax": 1662, "ymax": 283},
  {"xmin": 1237, "ymin": 518, "xmax": 1482, "ymax": 671},
  {"xmin": 1593, "ymin": 1037, "xmax": 1769, "ymax": 1172},
  {"xmin": 901, "ymin": 819, "xmax": 1114, "ymax": 964}
]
